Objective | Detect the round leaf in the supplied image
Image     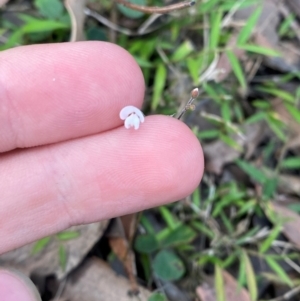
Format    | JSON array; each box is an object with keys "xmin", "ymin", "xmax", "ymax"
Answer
[
  {"xmin": 148, "ymin": 292, "xmax": 168, "ymax": 301},
  {"xmin": 153, "ymin": 250, "xmax": 185, "ymax": 281},
  {"xmin": 135, "ymin": 234, "xmax": 159, "ymax": 254}
]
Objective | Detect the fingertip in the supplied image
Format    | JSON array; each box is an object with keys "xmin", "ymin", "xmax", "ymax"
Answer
[
  {"xmin": 0, "ymin": 269, "xmax": 41, "ymax": 301},
  {"xmin": 151, "ymin": 116, "xmax": 204, "ymax": 197}
]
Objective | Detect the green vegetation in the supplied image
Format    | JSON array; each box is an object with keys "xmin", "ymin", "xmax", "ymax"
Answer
[{"xmin": 2, "ymin": 0, "xmax": 300, "ymax": 300}]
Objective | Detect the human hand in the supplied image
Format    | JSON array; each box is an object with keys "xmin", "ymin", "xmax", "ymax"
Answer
[{"xmin": 0, "ymin": 41, "xmax": 204, "ymax": 300}]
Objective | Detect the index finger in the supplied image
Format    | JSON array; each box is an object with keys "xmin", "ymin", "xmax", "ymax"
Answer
[{"xmin": 0, "ymin": 42, "xmax": 145, "ymax": 152}]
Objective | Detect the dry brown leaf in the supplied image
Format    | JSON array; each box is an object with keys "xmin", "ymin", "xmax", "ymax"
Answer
[
  {"xmin": 60, "ymin": 257, "xmax": 151, "ymax": 301},
  {"xmin": 107, "ymin": 215, "xmax": 139, "ymax": 293},
  {"xmin": 196, "ymin": 270, "xmax": 251, "ymax": 301},
  {"xmin": 64, "ymin": 0, "xmax": 86, "ymax": 42},
  {"xmin": 203, "ymin": 122, "xmax": 266, "ymax": 174},
  {"xmin": 0, "ymin": 222, "xmax": 108, "ymax": 279},
  {"xmin": 271, "ymin": 203, "xmax": 300, "ymax": 249}
]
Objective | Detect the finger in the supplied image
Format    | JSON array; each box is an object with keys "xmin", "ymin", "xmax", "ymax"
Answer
[
  {"xmin": 0, "ymin": 41, "xmax": 144, "ymax": 152},
  {"xmin": 0, "ymin": 116, "xmax": 204, "ymax": 254},
  {"xmin": 0, "ymin": 269, "xmax": 41, "ymax": 301}
]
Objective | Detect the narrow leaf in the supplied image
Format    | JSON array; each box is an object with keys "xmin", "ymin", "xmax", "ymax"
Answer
[
  {"xmin": 31, "ymin": 237, "xmax": 51, "ymax": 254},
  {"xmin": 243, "ymin": 251, "xmax": 258, "ymax": 301},
  {"xmin": 265, "ymin": 256, "xmax": 293, "ymax": 287},
  {"xmin": 239, "ymin": 44, "xmax": 281, "ymax": 57},
  {"xmin": 214, "ymin": 265, "xmax": 226, "ymax": 301},
  {"xmin": 226, "ymin": 50, "xmax": 247, "ymax": 89},
  {"xmin": 210, "ymin": 11, "xmax": 223, "ymax": 49},
  {"xmin": 237, "ymin": 6, "xmax": 262, "ymax": 44},
  {"xmin": 59, "ymin": 245, "xmax": 67, "ymax": 271},
  {"xmin": 151, "ymin": 63, "xmax": 167, "ymax": 110}
]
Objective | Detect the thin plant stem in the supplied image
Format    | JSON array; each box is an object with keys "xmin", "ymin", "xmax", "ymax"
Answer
[{"xmin": 115, "ymin": 0, "xmax": 195, "ymax": 14}]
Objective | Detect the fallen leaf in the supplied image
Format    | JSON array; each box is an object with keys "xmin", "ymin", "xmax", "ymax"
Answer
[
  {"xmin": 64, "ymin": 0, "xmax": 86, "ymax": 41},
  {"xmin": 271, "ymin": 203, "xmax": 300, "ymax": 250},
  {"xmin": 196, "ymin": 270, "xmax": 251, "ymax": 301},
  {"xmin": 0, "ymin": 222, "xmax": 108, "ymax": 279},
  {"xmin": 203, "ymin": 121, "xmax": 266, "ymax": 174},
  {"xmin": 107, "ymin": 215, "xmax": 139, "ymax": 293},
  {"xmin": 60, "ymin": 257, "xmax": 151, "ymax": 301}
]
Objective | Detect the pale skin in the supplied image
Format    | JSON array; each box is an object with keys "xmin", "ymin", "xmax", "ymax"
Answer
[{"xmin": 0, "ymin": 41, "xmax": 204, "ymax": 300}]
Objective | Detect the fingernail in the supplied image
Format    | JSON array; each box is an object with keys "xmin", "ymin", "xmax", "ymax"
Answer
[{"xmin": 0, "ymin": 269, "xmax": 41, "ymax": 301}]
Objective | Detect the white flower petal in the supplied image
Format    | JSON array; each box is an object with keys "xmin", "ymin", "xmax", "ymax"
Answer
[
  {"xmin": 133, "ymin": 114, "xmax": 140, "ymax": 130},
  {"xmin": 119, "ymin": 106, "xmax": 136, "ymax": 120},
  {"xmin": 119, "ymin": 106, "xmax": 144, "ymax": 121},
  {"xmin": 134, "ymin": 108, "xmax": 144, "ymax": 123},
  {"xmin": 120, "ymin": 106, "xmax": 145, "ymax": 130},
  {"xmin": 124, "ymin": 114, "xmax": 135, "ymax": 129}
]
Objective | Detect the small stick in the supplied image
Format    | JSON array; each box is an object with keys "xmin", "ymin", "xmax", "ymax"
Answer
[
  {"xmin": 115, "ymin": 0, "xmax": 195, "ymax": 14},
  {"xmin": 177, "ymin": 88, "xmax": 199, "ymax": 120}
]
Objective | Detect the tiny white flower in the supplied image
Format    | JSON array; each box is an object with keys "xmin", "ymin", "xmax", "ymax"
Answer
[{"xmin": 119, "ymin": 106, "xmax": 145, "ymax": 130}]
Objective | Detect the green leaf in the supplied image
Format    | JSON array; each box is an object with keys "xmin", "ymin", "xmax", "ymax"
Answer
[
  {"xmin": 259, "ymin": 225, "xmax": 282, "ymax": 253},
  {"xmin": 239, "ymin": 44, "xmax": 281, "ymax": 57},
  {"xmin": 285, "ymin": 103, "xmax": 300, "ymax": 123},
  {"xmin": 210, "ymin": 11, "xmax": 223, "ymax": 49},
  {"xmin": 226, "ymin": 50, "xmax": 247, "ymax": 89},
  {"xmin": 246, "ymin": 111, "xmax": 266, "ymax": 124},
  {"xmin": 192, "ymin": 221, "xmax": 215, "ymax": 239},
  {"xmin": 59, "ymin": 245, "xmax": 67, "ymax": 271},
  {"xmin": 161, "ymin": 225, "xmax": 197, "ymax": 248},
  {"xmin": 134, "ymin": 234, "xmax": 159, "ymax": 254},
  {"xmin": 219, "ymin": 134, "xmax": 243, "ymax": 151},
  {"xmin": 197, "ymin": 129, "xmax": 220, "ymax": 140},
  {"xmin": 265, "ymin": 114, "xmax": 287, "ymax": 141},
  {"xmin": 56, "ymin": 231, "xmax": 80, "ymax": 240},
  {"xmin": 237, "ymin": 6, "xmax": 262, "ymax": 44},
  {"xmin": 19, "ymin": 17, "xmax": 69, "ymax": 33},
  {"xmin": 187, "ymin": 58, "xmax": 199, "ymax": 84},
  {"xmin": 288, "ymin": 203, "xmax": 300, "ymax": 213},
  {"xmin": 221, "ymin": 102, "xmax": 231, "ymax": 122},
  {"xmin": 279, "ymin": 14, "xmax": 295, "ymax": 37},
  {"xmin": 31, "ymin": 237, "xmax": 51, "ymax": 254},
  {"xmin": 192, "ymin": 187, "xmax": 201, "ymax": 206},
  {"xmin": 153, "ymin": 250, "xmax": 185, "ymax": 281},
  {"xmin": 171, "ymin": 40, "xmax": 194, "ymax": 62},
  {"xmin": 236, "ymin": 160, "xmax": 267, "ymax": 184},
  {"xmin": 243, "ymin": 251, "xmax": 258, "ymax": 301},
  {"xmin": 214, "ymin": 265, "xmax": 225, "ymax": 301},
  {"xmin": 151, "ymin": 63, "xmax": 167, "ymax": 110},
  {"xmin": 262, "ymin": 177, "xmax": 278, "ymax": 198},
  {"xmin": 257, "ymin": 86, "xmax": 295, "ymax": 103},
  {"xmin": 159, "ymin": 206, "xmax": 178, "ymax": 229},
  {"xmin": 281, "ymin": 157, "xmax": 300, "ymax": 169},
  {"xmin": 237, "ymin": 254, "xmax": 246, "ymax": 289},
  {"xmin": 117, "ymin": 0, "xmax": 145, "ymax": 19},
  {"xmin": 148, "ymin": 293, "xmax": 168, "ymax": 301},
  {"xmin": 35, "ymin": 0, "xmax": 64, "ymax": 20},
  {"xmin": 265, "ymin": 256, "xmax": 293, "ymax": 287}
]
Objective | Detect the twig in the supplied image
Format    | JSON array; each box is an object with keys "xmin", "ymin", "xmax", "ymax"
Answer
[
  {"xmin": 115, "ymin": 0, "xmax": 195, "ymax": 14},
  {"xmin": 84, "ymin": 7, "xmax": 170, "ymax": 36},
  {"xmin": 177, "ymin": 88, "xmax": 199, "ymax": 120}
]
